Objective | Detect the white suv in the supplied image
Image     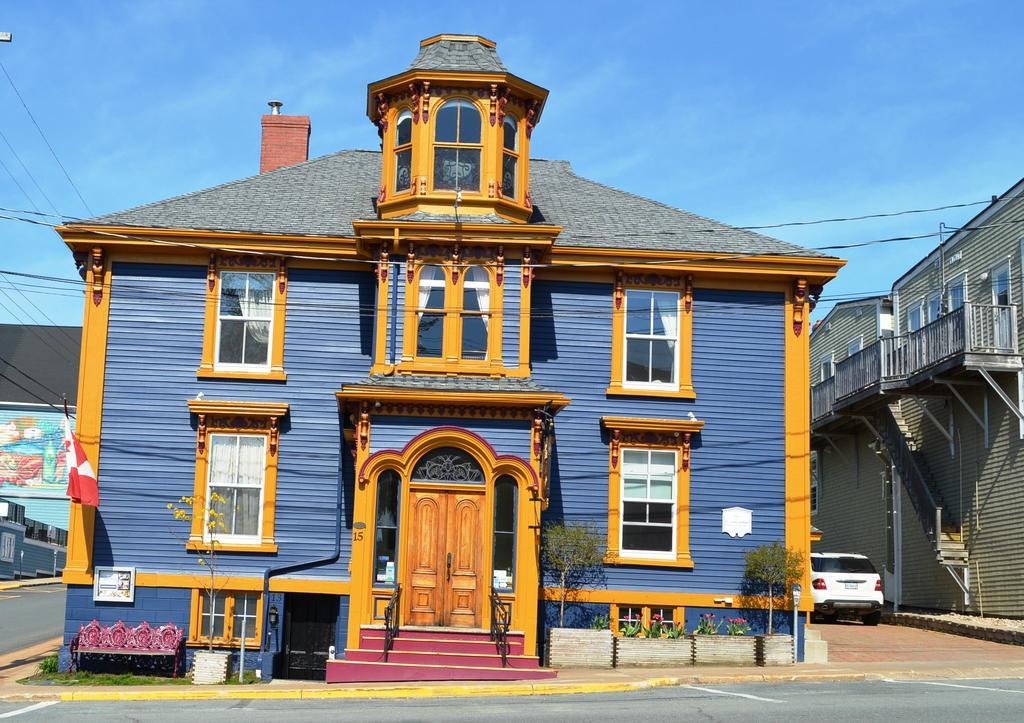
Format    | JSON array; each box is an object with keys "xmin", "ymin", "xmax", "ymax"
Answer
[{"xmin": 810, "ymin": 552, "xmax": 884, "ymax": 625}]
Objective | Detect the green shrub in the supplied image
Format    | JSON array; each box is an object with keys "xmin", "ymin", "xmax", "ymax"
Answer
[{"xmin": 38, "ymin": 655, "xmax": 59, "ymax": 675}]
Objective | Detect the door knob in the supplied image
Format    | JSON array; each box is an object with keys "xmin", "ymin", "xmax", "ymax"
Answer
[{"xmin": 446, "ymin": 552, "xmax": 452, "ymax": 581}]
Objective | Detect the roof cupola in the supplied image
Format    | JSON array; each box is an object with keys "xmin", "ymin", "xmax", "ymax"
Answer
[{"xmin": 367, "ymin": 35, "xmax": 548, "ymax": 223}]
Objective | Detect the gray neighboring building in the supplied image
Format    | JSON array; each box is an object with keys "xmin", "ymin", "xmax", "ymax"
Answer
[{"xmin": 810, "ymin": 180, "xmax": 1024, "ymax": 617}]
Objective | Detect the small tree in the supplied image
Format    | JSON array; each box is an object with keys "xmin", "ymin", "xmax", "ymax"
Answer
[
  {"xmin": 168, "ymin": 493, "xmax": 227, "ymax": 652},
  {"xmin": 542, "ymin": 521, "xmax": 604, "ymax": 627},
  {"xmin": 743, "ymin": 541, "xmax": 804, "ymax": 635}
]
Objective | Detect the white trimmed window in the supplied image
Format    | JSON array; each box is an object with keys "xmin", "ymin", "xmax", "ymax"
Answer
[
  {"xmin": 819, "ymin": 353, "xmax": 835, "ymax": 382},
  {"xmin": 620, "ymin": 449, "xmax": 676, "ymax": 557},
  {"xmin": 197, "ymin": 590, "xmax": 259, "ymax": 643},
  {"xmin": 216, "ymin": 272, "xmax": 274, "ymax": 370},
  {"xmin": 624, "ymin": 290, "xmax": 679, "ymax": 387},
  {"xmin": 946, "ymin": 276, "xmax": 966, "ymax": 311},
  {"xmin": 927, "ymin": 292, "xmax": 943, "ymax": 323},
  {"xmin": 906, "ymin": 302, "xmax": 924, "ymax": 333},
  {"xmin": 206, "ymin": 434, "xmax": 267, "ymax": 544},
  {"xmin": 846, "ymin": 336, "xmax": 863, "ymax": 358},
  {"xmin": 0, "ymin": 533, "xmax": 14, "ymax": 563}
]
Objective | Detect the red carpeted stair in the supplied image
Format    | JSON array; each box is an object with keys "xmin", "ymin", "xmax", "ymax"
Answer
[{"xmin": 325, "ymin": 626, "xmax": 557, "ymax": 683}]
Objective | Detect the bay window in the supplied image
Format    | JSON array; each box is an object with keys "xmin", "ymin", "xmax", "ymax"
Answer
[
  {"xmin": 433, "ymin": 100, "xmax": 482, "ymax": 192},
  {"xmin": 394, "ymin": 110, "xmax": 413, "ymax": 193}
]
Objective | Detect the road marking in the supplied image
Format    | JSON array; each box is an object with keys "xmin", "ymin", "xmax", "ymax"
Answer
[
  {"xmin": 0, "ymin": 595, "xmax": 17, "ymax": 600},
  {"xmin": 0, "ymin": 701, "xmax": 59, "ymax": 718},
  {"xmin": 684, "ymin": 685, "xmax": 785, "ymax": 703},
  {"xmin": 883, "ymin": 679, "xmax": 1024, "ymax": 694}
]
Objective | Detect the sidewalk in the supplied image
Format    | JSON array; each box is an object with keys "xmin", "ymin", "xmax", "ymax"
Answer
[
  {"xmin": 0, "ymin": 578, "xmax": 62, "ymax": 592},
  {"xmin": 3, "ymin": 646, "xmax": 1024, "ymax": 703}
]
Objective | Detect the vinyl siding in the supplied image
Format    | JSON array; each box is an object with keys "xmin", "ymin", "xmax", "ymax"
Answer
[
  {"xmin": 809, "ymin": 302, "xmax": 881, "ymax": 381},
  {"xmin": 95, "ymin": 262, "xmax": 373, "ymax": 579},
  {"xmin": 503, "ymin": 264, "xmax": 521, "ymax": 369},
  {"xmin": 369, "ymin": 416, "xmax": 531, "ymax": 460},
  {"xmin": 531, "ymin": 281, "xmax": 787, "ymax": 593}
]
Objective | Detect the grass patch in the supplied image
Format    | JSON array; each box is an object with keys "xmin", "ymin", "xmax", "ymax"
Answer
[{"xmin": 19, "ymin": 670, "xmax": 261, "ymax": 686}]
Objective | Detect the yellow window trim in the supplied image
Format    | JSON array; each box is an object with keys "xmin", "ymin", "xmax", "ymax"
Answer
[
  {"xmin": 610, "ymin": 603, "xmax": 686, "ymax": 636},
  {"xmin": 188, "ymin": 588, "xmax": 263, "ymax": 648},
  {"xmin": 602, "ymin": 417, "xmax": 702, "ymax": 568},
  {"xmin": 186, "ymin": 400, "xmax": 288, "ymax": 553},
  {"xmin": 399, "ymin": 260, "xmax": 504, "ymax": 373},
  {"xmin": 608, "ymin": 275, "xmax": 694, "ymax": 398},
  {"xmin": 199, "ymin": 256, "xmax": 288, "ymax": 381},
  {"xmin": 428, "ymin": 96, "xmax": 486, "ymax": 196}
]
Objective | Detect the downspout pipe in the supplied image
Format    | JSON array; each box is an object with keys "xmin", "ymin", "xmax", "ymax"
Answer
[{"xmin": 257, "ymin": 427, "xmax": 347, "ymax": 680}]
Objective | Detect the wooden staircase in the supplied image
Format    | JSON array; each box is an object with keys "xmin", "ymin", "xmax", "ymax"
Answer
[{"xmin": 325, "ymin": 626, "xmax": 557, "ymax": 683}]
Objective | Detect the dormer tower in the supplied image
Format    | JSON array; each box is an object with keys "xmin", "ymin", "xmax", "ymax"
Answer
[{"xmin": 367, "ymin": 35, "xmax": 548, "ymax": 223}]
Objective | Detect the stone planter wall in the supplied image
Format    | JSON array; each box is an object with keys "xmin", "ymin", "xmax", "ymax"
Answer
[
  {"xmin": 692, "ymin": 635, "xmax": 757, "ymax": 665},
  {"xmin": 614, "ymin": 637, "xmax": 694, "ymax": 667},
  {"xmin": 192, "ymin": 650, "xmax": 230, "ymax": 684},
  {"xmin": 757, "ymin": 634, "xmax": 793, "ymax": 666},
  {"xmin": 547, "ymin": 628, "xmax": 614, "ymax": 668}
]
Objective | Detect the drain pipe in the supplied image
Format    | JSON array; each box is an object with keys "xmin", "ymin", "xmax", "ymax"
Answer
[{"xmin": 257, "ymin": 431, "xmax": 348, "ymax": 680}]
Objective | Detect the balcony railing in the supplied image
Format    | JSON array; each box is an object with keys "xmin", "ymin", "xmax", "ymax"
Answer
[{"xmin": 812, "ymin": 303, "xmax": 1018, "ymax": 422}]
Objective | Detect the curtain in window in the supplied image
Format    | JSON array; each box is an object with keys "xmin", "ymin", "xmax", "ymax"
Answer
[
  {"xmin": 468, "ymin": 267, "xmax": 489, "ymax": 330},
  {"xmin": 655, "ymin": 293, "xmax": 676, "ymax": 339},
  {"xmin": 233, "ymin": 437, "xmax": 264, "ymax": 536},
  {"xmin": 241, "ymin": 274, "xmax": 273, "ymax": 343}
]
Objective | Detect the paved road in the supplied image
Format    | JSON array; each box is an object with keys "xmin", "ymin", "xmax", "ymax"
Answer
[
  {"xmin": 4, "ymin": 678, "xmax": 1024, "ymax": 721},
  {"xmin": 0, "ymin": 584, "xmax": 65, "ymax": 656}
]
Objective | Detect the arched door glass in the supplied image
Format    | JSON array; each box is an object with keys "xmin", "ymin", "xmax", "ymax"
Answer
[
  {"xmin": 492, "ymin": 475, "xmax": 516, "ymax": 591},
  {"xmin": 373, "ymin": 470, "xmax": 400, "ymax": 585}
]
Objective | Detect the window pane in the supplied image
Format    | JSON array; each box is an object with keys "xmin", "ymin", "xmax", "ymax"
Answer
[
  {"xmin": 623, "ymin": 502, "xmax": 647, "ymax": 523},
  {"xmin": 494, "ymin": 478, "xmax": 515, "ymax": 533},
  {"xmin": 625, "ymin": 338, "xmax": 650, "ymax": 382},
  {"xmin": 395, "ymin": 149, "xmax": 412, "ymax": 192},
  {"xmin": 623, "ymin": 524, "xmax": 672, "ymax": 552},
  {"xmin": 461, "ymin": 315, "xmax": 488, "ymax": 359},
  {"xmin": 374, "ymin": 527, "xmax": 397, "ymax": 583},
  {"xmin": 218, "ymin": 320, "xmax": 244, "ymax": 364},
  {"xmin": 412, "ymin": 447, "xmax": 485, "ymax": 484},
  {"xmin": 649, "ymin": 477, "xmax": 673, "ymax": 500},
  {"xmin": 431, "ymin": 148, "xmax": 479, "ymax": 191},
  {"xmin": 649, "ymin": 451, "xmax": 676, "ymax": 475},
  {"xmin": 622, "ymin": 478, "xmax": 647, "ymax": 499},
  {"xmin": 493, "ymin": 533, "xmax": 514, "ymax": 588},
  {"xmin": 396, "ymin": 114, "xmax": 412, "ymax": 146},
  {"xmin": 417, "ymin": 312, "xmax": 444, "ymax": 357},
  {"xmin": 246, "ymin": 274, "xmax": 274, "ymax": 319},
  {"xmin": 647, "ymin": 503, "xmax": 673, "ymax": 524},
  {"xmin": 220, "ymin": 273, "xmax": 245, "ymax": 317},
  {"xmin": 650, "ymin": 340, "xmax": 675, "ymax": 384},
  {"xmin": 626, "ymin": 291, "xmax": 652, "ymax": 335},
  {"xmin": 243, "ymin": 320, "xmax": 270, "ymax": 365},
  {"xmin": 502, "ymin": 154, "xmax": 517, "ymax": 197},
  {"xmin": 375, "ymin": 470, "xmax": 399, "ymax": 528},
  {"xmin": 236, "ymin": 436, "xmax": 265, "ymax": 486},
  {"xmin": 651, "ymin": 292, "xmax": 678, "ymax": 337},
  {"xmin": 457, "ymin": 102, "xmax": 481, "ymax": 143},
  {"xmin": 503, "ymin": 118, "xmax": 517, "ymax": 150},
  {"xmin": 621, "ymin": 449, "xmax": 647, "ymax": 470},
  {"xmin": 233, "ymin": 593, "xmax": 257, "ymax": 639},
  {"xmin": 435, "ymin": 103, "xmax": 458, "ymax": 142}
]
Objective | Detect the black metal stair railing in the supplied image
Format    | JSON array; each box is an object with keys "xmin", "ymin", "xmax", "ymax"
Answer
[
  {"xmin": 489, "ymin": 587, "xmax": 511, "ymax": 667},
  {"xmin": 877, "ymin": 406, "xmax": 946, "ymax": 555},
  {"xmin": 382, "ymin": 584, "xmax": 401, "ymax": 661}
]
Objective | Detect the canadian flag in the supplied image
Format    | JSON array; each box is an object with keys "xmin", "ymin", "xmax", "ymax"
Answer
[{"xmin": 64, "ymin": 413, "xmax": 99, "ymax": 507}]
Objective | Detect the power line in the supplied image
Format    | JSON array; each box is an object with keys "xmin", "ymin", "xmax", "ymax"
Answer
[
  {"xmin": 739, "ymin": 199, "xmax": 993, "ymax": 231},
  {"xmin": 0, "ymin": 126, "xmax": 61, "ymax": 217},
  {"xmin": 0, "ymin": 272, "xmax": 81, "ymax": 350},
  {"xmin": 0, "ymin": 155, "xmax": 40, "ymax": 212},
  {"xmin": 0, "ymin": 371, "xmax": 67, "ymax": 413},
  {"xmin": 0, "ymin": 61, "xmax": 94, "ymax": 216},
  {"xmin": 0, "ymin": 351, "xmax": 66, "ymax": 401},
  {"xmin": 0, "ymin": 287, "xmax": 79, "ymax": 364}
]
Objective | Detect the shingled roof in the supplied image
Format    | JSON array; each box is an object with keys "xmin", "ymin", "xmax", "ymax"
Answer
[
  {"xmin": 0, "ymin": 324, "xmax": 81, "ymax": 406},
  {"xmin": 407, "ymin": 36, "xmax": 507, "ymax": 74},
  {"xmin": 77, "ymin": 150, "xmax": 830, "ymax": 258}
]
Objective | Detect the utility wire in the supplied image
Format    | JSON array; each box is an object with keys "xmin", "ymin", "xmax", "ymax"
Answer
[
  {"xmin": 0, "ymin": 351, "xmax": 67, "ymax": 401},
  {"xmin": 0, "ymin": 288, "xmax": 79, "ymax": 364},
  {"xmin": 0, "ymin": 371, "xmax": 67, "ymax": 414},
  {"xmin": 0, "ymin": 61, "xmax": 94, "ymax": 216},
  {"xmin": 0, "ymin": 128, "xmax": 62, "ymax": 218},
  {"xmin": 0, "ymin": 271, "xmax": 81, "ymax": 350},
  {"xmin": 0, "ymin": 156, "xmax": 40, "ymax": 212}
]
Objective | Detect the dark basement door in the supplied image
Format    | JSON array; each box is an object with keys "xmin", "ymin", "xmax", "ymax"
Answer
[{"xmin": 282, "ymin": 593, "xmax": 339, "ymax": 680}]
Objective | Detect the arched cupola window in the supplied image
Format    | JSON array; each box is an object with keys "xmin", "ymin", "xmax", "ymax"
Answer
[
  {"xmin": 411, "ymin": 446, "xmax": 485, "ymax": 484},
  {"xmin": 394, "ymin": 110, "xmax": 413, "ymax": 193},
  {"xmin": 433, "ymin": 100, "xmax": 482, "ymax": 192},
  {"xmin": 501, "ymin": 115, "xmax": 518, "ymax": 200}
]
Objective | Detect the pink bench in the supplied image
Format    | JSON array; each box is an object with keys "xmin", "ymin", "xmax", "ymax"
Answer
[{"xmin": 70, "ymin": 620, "xmax": 186, "ymax": 677}]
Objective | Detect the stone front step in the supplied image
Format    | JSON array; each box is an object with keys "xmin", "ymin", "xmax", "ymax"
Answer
[
  {"xmin": 345, "ymin": 647, "xmax": 541, "ymax": 669},
  {"xmin": 326, "ymin": 659, "xmax": 557, "ymax": 683}
]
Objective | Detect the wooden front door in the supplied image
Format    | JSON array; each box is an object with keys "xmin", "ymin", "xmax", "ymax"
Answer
[{"xmin": 405, "ymin": 489, "xmax": 484, "ymax": 628}]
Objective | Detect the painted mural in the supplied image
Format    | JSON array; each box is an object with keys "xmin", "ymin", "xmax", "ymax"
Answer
[{"xmin": 0, "ymin": 410, "xmax": 67, "ymax": 491}]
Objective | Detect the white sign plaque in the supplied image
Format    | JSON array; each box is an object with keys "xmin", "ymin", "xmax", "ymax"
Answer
[
  {"xmin": 722, "ymin": 507, "xmax": 752, "ymax": 538},
  {"xmin": 93, "ymin": 566, "xmax": 136, "ymax": 603}
]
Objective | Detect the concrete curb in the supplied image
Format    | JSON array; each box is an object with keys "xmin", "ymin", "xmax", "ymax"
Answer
[
  {"xmin": 0, "ymin": 578, "xmax": 62, "ymax": 591},
  {"xmin": 0, "ymin": 667, "xmax": 1017, "ymax": 703},
  {"xmin": 883, "ymin": 612, "xmax": 1024, "ymax": 647}
]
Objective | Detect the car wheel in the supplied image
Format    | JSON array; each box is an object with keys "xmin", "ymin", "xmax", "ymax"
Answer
[{"xmin": 862, "ymin": 611, "xmax": 881, "ymax": 626}]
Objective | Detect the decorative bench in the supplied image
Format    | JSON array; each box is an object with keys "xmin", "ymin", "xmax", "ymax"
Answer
[{"xmin": 70, "ymin": 620, "xmax": 186, "ymax": 677}]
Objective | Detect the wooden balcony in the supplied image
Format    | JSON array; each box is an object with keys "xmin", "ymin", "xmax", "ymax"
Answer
[{"xmin": 811, "ymin": 303, "xmax": 1022, "ymax": 425}]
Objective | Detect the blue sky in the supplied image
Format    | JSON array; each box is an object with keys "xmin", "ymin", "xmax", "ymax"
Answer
[{"xmin": 1, "ymin": 1, "xmax": 1023, "ymax": 325}]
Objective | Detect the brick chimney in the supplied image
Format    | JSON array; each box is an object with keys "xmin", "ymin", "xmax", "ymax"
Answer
[{"xmin": 260, "ymin": 100, "xmax": 310, "ymax": 173}]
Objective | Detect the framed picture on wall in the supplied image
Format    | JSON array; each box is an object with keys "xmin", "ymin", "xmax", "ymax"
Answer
[{"xmin": 93, "ymin": 566, "xmax": 135, "ymax": 603}]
